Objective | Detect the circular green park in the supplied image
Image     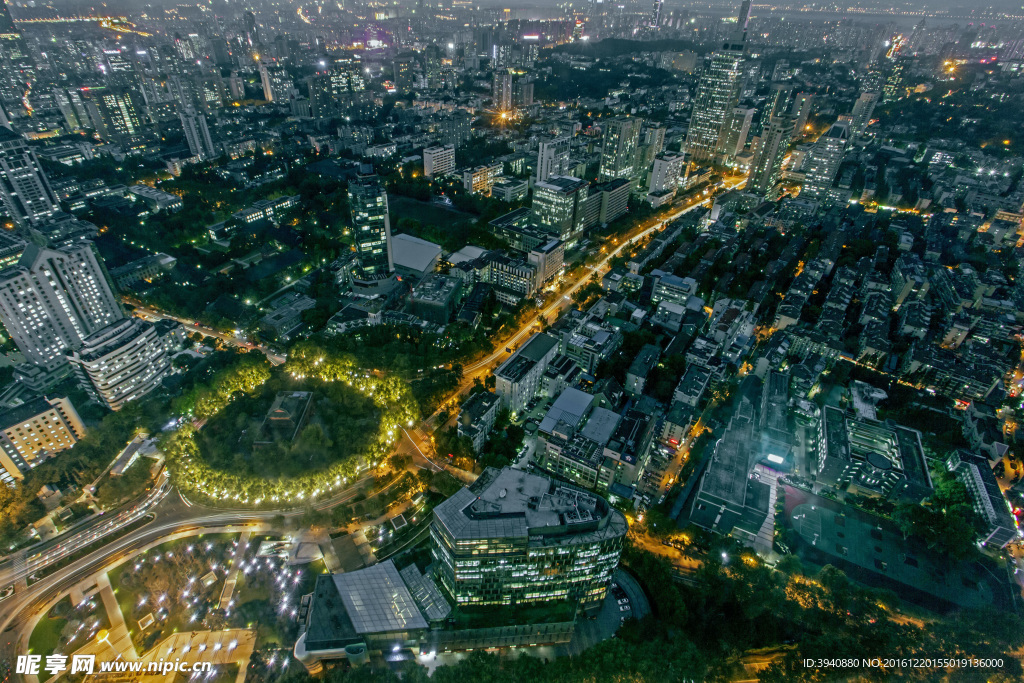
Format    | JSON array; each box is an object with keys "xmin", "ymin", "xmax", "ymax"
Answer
[{"xmin": 164, "ymin": 342, "xmax": 419, "ymax": 507}]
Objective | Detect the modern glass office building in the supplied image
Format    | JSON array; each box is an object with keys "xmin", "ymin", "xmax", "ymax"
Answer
[{"xmin": 430, "ymin": 467, "xmax": 627, "ymax": 610}]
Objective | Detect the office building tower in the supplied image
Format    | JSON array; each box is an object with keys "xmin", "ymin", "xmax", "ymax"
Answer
[
  {"xmin": 850, "ymin": 91, "xmax": 878, "ymax": 138},
  {"xmin": 54, "ymin": 88, "xmax": 86, "ymax": 131},
  {"xmin": 683, "ymin": 0, "xmax": 751, "ymax": 164},
  {"xmin": 180, "ymin": 110, "xmax": 216, "ymax": 159},
  {"xmin": 536, "ymin": 135, "xmax": 571, "ymax": 182},
  {"xmin": 882, "ymin": 61, "xmax": 905, "ymax": 102},
  {"xmin": 765, "ymin": 83, "xmax": 793, "ymax": 122},
  {"xmin": 0, "ymin": 127, "xmax": 59, "ymax": 226},
  {"xmin": 748, "ymin": 116, "xmax": 794, "ymax": 198},
  {"xmin": 513, "ymin": 78, "xmax": 533, "ymax": 108},
  {"xmin": 802, "ymin": 119, "xmax": 851, "ymax": 203},
  {"xmin": 721, "ymin": 106, "xmax": 755, "ymax": 159},
  {"xmin": 531, "ymin": 175, "xmax": 589, "ymax": 243},
  {"xmin": 260, "ymin": 63, "xmax": 293, "ymax": 102},
  {"xmin": 648, "ymin": 153, "xmax": 686, "ymax": 194},
  {"xmin": 68, "ymin": 318, "xmax": 171, "ymax": 410},
  {"xmin": 0, "ymin": 2, "xmax": 32, "ymax": 104},
  {"xmin": 0, "ymin": 243, "xmax": 123, "ymax": 386},
  {"xmin": 431, "ymin": 466, "xmax": 627, "ymax": 609},
  {"xmin": 651, "ymin": 0, "xmax": 664, "ymax": 27},
  {"xmin": 0, "ymin": 396, "xmax": 86, "ymax": 485},
  {"xmin": 598, "ymin": 117, "xmax": 642, "ymax": 181},
  {"xmin": 634, "ymin": 124, "xmax": 667, "ymax": 177},
  {"xmin": 492, "ymin": 70, "xmax": 513, "ymax": 111},
  {"xmin": 423, "ymin": 145, "xmax": 455, "ymax": 178},
  {"xmin": 392, "ymin": 54, "xmax": 415, "ymax": 93},
  {"xmin": 244, "ymin": 11, "xmax": 260, "ymax": 47},
  {"xmin": 86, "ymin": 89, "xmax": 143, "ymax": 143},
  {"xmin": 349, "ymin": 173, "xmax": 394, "ymax": 277},
  {"xmin": 790, "ymin": 92, "xmax": 813, "ymax": 139}
]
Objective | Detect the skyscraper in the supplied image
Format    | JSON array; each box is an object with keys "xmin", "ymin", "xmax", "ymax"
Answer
[
  {"xmin": 244, "ymin": 11, "xmax": 260, "ymax": 48},
  {"xmin": 648, "ymin": 153, "xmax": 686, "ymax": 194},
  {"xmin": 259, "ymin": 63, "xmax": 292, "ymax": 102},
  {"xmin": 683, "ymin": 0, "xmax": 752, "ymax": 165},
  {"xmin": 492, "ymin": 70, "xmax": 513, "ymax": 111},
  {"xmin": 850, "ymin": 91, "xmax": 878, "ymax": 138},
  {"xmin": 721, "ymin": 106, "xmax": 755, "ymax": 159},
  {"xmin": 536, "ymin": 135, "xmax": 571, "ymax": 182},
  {"xmin": 349, "ymin": 173, "xmax": 394, "ymax": 277},
  {"xmin": 790, "ymin": 92, "xmax": 813, "ymax": 140},
  {"xmin": 180, "ymin": 110, "xmax": 216, "ymax": 159},
  {"xmin": 0, "ymin": 243, "xmax": 123, "ymax": 387},
  {"xmin": 650, "ymin": 0, "xmax": 664, "ymax": 27},
  {"xmin": 748, "ymin": 116, "xmax": 794, "ymax": 198},
  {"xmin": 802, "ymin": 119, "xmax": 851, "ymax": 203},
  {"xmin": 598, "ymin": 117, "xmax": 642, "ymax": 182},
  {"xmin": 86, "ymin": 89, "xmax": 143, "ymax": 143},
  {"xmin": 531, "ymin": 175, "xmax": 589, "ymax": 243},
  {"xmin": 0, "ymin": 126, "xmax": 59, "ymax": 226},
  {"xmin": 68, "ymin": 318, "xmax": 171, "ymax": 410}
]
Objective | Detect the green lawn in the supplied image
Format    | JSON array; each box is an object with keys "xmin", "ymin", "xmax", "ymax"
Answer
[{"xmin": 29, "ymin": 598, "xmax": 71, "ymax": 657}]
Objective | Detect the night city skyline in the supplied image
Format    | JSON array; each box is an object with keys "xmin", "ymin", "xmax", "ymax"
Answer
[{"xmin": 0, "ymin": 0, "xmax": 1022, "ymax": 680}]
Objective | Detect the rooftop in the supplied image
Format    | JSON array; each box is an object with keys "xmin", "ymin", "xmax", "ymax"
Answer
[
  {"xmin": 539, "ymin": 387, "xmax": 595, "ymax": 434},
  {"xmin": 392, "ymin": 233, "xmax": 443, "ymax": 273},
  {"xmin": 433, "ymin": 467, "xmax": 627, "ymax": 545}
]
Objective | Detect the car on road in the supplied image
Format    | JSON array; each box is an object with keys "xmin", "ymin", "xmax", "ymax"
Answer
[
  {"xmin": 619, "ymin": 605, "xmax": 630, "ymax": 612},
  {"xmin": 617, "ymin": 598, "xmax": 629, "ymax": 605}
]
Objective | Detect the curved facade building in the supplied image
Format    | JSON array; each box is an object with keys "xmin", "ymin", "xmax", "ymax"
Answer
[{"xmin": 430, "ymin": 466, "xmax": 627, "ymax": 610}]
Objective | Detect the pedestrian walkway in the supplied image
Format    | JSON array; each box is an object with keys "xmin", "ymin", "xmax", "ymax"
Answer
[{"xmin": 218, "ymin": 531, "xmax": 250, "ymax": 610}]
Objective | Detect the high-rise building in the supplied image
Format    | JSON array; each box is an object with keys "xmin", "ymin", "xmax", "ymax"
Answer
[
  {"xmin": 598, "ymin": 117, "xmax": 642, "ymax": 181},
  {"xmin": 244, "ymin": 11, "xmax": 260, "ymax": 47},
  {"xmin": 802, "ymin": 119, "xmax": 851, "ymax": 203},
  {"xmin": 748, "ymin": 116, "xmax": 794, "ymax": 198},
  {"xmin": 721, "ymin": 106, "xmax": 755, "ymax": 159},
  {"xmin": 260, "ymin": 63, "xmax": 292, "ymax": 102},
  {"xmin": 765, "ymin": 83, "xmax": 793, "ymax": 122},
  {"xmin": 0, "ymin": 2, "xmax": 33, "ymax": 106},
  {"xmin": 536, "ymin": 135, "xmax": 571, "ymax": 182},
  {"xmin": 67, "ymin": 318, "xmax": 171, "ymax": 410},
  {"xmin": 0, "ymin": 243, "xmax": 123, "ymax": 386},
  {"xmin": 790, "ymin": 92, "xmax": 813, "ymax": 140},
  {"xmin": 850, "ymin": 91, "xmax": 878, "ymax": 138},
  {"xmin": 392, "ymin": 54, "xmax": 415, "ymax": 93},
  {"xmin": 0, "ymin": 126, "xmax": 59, "ymax": 226},
  {"xmin": 431, "ymin": 466, "xmax": 627, "ymax": 609},
  {"xmin": 651, "ymin": 0, "xmax": 664, "ymax": 27},
  {"xmin": 349, "ymin": 173, "xmax": 394, "ymax": 277},
  {"xmin": 180, "ymin": 110, "xmax": 216, "ymax": 159},
  {"xmin": 882, "ymin": 60, "xmax": 905, "ymax": 102},
  {"xmin": 86, "ymin": 89, "xmax": 144, "ymax": 142},
  {"xmin": 423, "ymin": 144, "xmax": 455, "ymax": 178},
  {"xmin": 531, "ymin": 175, "xmax": 589, "ymax": 243},
  {"xmin": 0, "ymin": 396, "xmax": 86, "ymax": 486},
  {"xmin": 492, "ymin": 70, "xmax": 513, "ymax": 111},
  {"xmin": 683, "ymin": 0, "xmax": 751, "ymax": 165},
  {"xmin": 648, "ymin": 152, "xmax": 686, "ymax": 194},
  {"xmin": 513, "ymin": 78, "xmax": 533, "ymax": 108}
]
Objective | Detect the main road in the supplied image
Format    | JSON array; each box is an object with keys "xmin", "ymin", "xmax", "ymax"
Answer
[{"xmin": 427, "ymin": 175, "xmax": 747, "ymax": 430}]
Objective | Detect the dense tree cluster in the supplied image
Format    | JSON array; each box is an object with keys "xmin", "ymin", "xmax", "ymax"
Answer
[{"xmin": 164, "ymin": 342, "xmax": 418, "ymax": 507}]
